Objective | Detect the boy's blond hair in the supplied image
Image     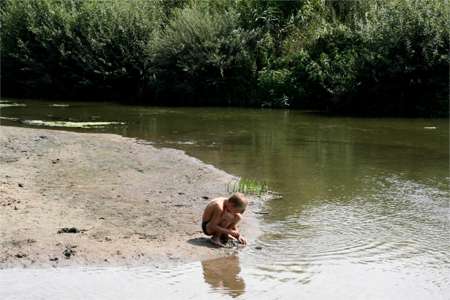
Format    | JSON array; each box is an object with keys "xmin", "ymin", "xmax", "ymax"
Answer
[{"xmin": 228, "ymin": 192, "xmax": 248, "ymax": 211}]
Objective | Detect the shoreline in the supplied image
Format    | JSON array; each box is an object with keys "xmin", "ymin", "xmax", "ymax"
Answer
[{"xmin": 0, "ymin": 126, "xmax": 265, "ymax": 268}]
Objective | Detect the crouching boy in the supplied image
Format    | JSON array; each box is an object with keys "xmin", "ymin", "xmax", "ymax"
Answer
[{"xmin": 201, "ymin": 193, "xmax": 248, "ymax": 247}]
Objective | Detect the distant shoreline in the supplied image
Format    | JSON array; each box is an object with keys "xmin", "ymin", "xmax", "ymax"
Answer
[{"xmin": 0, "ymin": 126, "xmax": 262, "ymax": 268}]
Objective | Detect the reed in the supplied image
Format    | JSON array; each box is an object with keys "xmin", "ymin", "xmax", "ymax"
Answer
[{"xmin": 227, "ymin": 178, "xmax": 269, "ymax": 196}]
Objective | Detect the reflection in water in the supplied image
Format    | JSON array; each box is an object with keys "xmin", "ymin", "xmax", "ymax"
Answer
[{"xmin": 202, "ymin": 256, "xmax": 245, "ymax": 298}]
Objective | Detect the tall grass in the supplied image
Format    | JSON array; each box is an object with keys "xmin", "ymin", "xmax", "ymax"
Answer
[{"xmin": 227, "ymin": 178, "xmax": 269, "ymax": 196}]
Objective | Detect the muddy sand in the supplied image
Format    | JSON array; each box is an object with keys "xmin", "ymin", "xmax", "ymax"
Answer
[{"xmin": 0, "ymin": 126, "xmax": 265, "ymax": 268}]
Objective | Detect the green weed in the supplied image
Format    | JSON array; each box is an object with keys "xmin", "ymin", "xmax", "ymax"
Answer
[{"xmin": 227, "ymin": 178, "xmax": 269, "ymax": 196}]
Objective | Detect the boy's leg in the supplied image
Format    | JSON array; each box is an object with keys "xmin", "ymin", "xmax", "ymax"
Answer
[
  {"xmin": 216, "ymin": 216, "xmax": 242, "ymax": 245},
  {"xmin": 211, "ymin": 234, "xmax": 225, "ymax": 247},
  {"xmin": 205, "ymin": 223, "xmax": 226, "ymax": 247}
]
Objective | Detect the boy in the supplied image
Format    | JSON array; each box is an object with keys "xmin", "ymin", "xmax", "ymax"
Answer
[{"xmin": 201, "ymin": 192, "xmax": 248, "ymax": 247}]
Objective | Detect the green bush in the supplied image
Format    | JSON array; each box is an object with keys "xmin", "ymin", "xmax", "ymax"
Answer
[
  {"xmin": 281, "ymin": 0, "xmax": 449, "ymax": 116},
  {"xmin": 1, "ymin": 0, "xmax": 163, "ymax": 100},
  {"xmin": 287, "ymin": 25, "xmax": 361, "ymax": 110},
  {"xmin": 1, "ymin": 0, "xmax": 447, "ymax": 116},
  {"xmin": 257, "ymin": 67, "xmax": 292, "ymax": 107},
  {"xmin": 354, "ymin": 0, "xmax": 449, "ymax": 116},
  {"xmin": 148, "ymin": 2, "xmax": 257, "ymax": 105}
]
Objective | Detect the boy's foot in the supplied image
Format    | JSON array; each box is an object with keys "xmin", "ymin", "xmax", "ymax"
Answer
[{"xmin": 210, "ymin": 236, "xmax": 225, "ymax": 247}]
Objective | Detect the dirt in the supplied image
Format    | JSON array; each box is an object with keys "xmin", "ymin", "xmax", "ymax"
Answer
[{"xmin": 0, "ymin": 126, "xmax": 265, "ymax": 268}]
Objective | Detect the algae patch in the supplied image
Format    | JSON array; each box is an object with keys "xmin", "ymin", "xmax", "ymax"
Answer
[
  {"xmin": 0, "ymin": 103, "xmax": 27, "ymax": 108},
  {"xmin": 21, "ymin": 120, "xmax": 126, "ymax": 128},
  {"xmin": 0, "ymin": 116, "xmax": 20, "ymax": 121},
  {"xmin": 49, "ymin": 104, "xmax": 70, "ymax": 107}
]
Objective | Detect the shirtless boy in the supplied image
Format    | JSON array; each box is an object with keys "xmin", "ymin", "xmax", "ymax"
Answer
[{"xmin": 201, "ymin": 193, "xmax": 248, "ymax": 247}]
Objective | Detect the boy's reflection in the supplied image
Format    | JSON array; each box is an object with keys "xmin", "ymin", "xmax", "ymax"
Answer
[{"xmin": 201, "ymin": 255, "xmax": 245, "ymax": 298}]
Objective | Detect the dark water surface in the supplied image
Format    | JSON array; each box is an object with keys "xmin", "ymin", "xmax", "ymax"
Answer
[{"xmin": 1, "ymin": 99, "xmax": 449, "ymax": 299}]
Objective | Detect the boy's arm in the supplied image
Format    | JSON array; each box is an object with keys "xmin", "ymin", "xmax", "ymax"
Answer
[
  {"xmin": 229, "ymin": 214, "xmax": 245, "ymax": 242},
  {"xmin": 230, "ymin": 224, "xmax": 247, "ymax": 245}
]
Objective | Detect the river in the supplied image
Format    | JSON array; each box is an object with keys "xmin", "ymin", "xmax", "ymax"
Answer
[{"xmin": 1, "ymin": 99, "xmax": 449, "ymax": 299}]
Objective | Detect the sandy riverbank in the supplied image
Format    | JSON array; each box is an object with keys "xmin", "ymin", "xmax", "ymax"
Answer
[{"xmin": 0, "ymin": 126, "xmax": 264, "ymax": 268}]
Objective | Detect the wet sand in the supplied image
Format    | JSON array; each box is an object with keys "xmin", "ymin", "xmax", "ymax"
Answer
[{"xmin": 0, "ymin": 126, "xmax": 263, "ymax": 268}]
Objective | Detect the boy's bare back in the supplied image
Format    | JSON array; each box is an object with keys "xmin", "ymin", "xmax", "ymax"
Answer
[{"xmin": 202, "ymin": 197, "xmax": 226, "ymax": 224}]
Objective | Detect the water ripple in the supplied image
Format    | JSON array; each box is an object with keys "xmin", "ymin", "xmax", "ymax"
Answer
[{"xmin": 246, "ymin": 174, "xmax": 450, "ymax": 286}]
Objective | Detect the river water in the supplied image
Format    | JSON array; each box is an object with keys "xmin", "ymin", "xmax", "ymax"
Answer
[{"xmin": 1, "ymin": 99, "xmax": 449, "ymax": 299}]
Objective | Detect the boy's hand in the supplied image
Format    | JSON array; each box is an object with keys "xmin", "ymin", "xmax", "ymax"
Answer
[
  {"xmin": 238, "ymin": 235, "xmax": 247, "ymax": 245},
  {"xmin": 228, "ymin": 229, "xmax": 240, "ymax": 238}
]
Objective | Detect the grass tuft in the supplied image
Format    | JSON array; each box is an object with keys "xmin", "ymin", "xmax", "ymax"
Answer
[{"xmin": 227, "ymin": 178, "xmax": 269, "ymax": 196}]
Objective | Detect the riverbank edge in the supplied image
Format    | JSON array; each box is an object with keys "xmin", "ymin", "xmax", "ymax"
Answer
[{"xmin": 0, "ymin": 125, "xmax": 269, "ymax": 269}]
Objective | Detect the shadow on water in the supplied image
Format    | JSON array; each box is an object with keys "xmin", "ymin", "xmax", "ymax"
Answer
[{"xmin": 201, "ymin": 256, "xmax": 246, "ymax": 298}]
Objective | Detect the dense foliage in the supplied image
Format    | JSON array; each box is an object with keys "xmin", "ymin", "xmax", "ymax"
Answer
[{"xmin": 1, "ymin": 0, "xmax": 448, "ymax": 116}]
